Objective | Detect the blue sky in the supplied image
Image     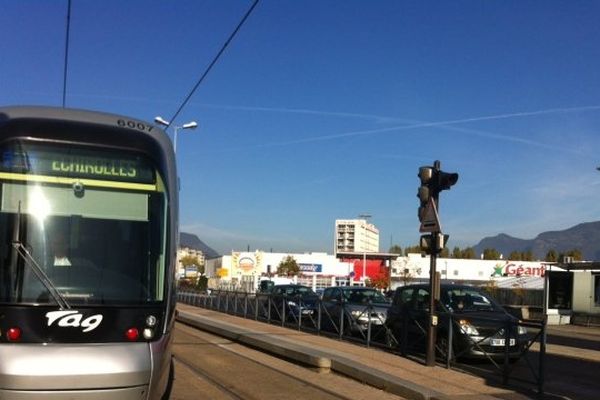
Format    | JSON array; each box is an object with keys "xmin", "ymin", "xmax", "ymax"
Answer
[{"xmin": 2, "ymin": 1, "xmax": 600, "ymax": 255}]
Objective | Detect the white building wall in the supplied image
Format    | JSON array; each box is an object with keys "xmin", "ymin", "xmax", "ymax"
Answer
[
  {"xmin": 573, "ymin": 271, "xmax": 593, "ymax": 313},
  {"xmin": 207, "ymin": 251, "xmax": 353, "ymax": 280},
  {"xmin": 207, "ymin": 250, "xmax": 558, "ymax": 292},
  {"xmin": 392, "ymin": 254, "xmax": 553, "ymax": 289}
]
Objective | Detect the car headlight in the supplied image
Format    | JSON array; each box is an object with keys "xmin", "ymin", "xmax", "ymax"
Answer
[
  {"xmin": 287, "ymin": 301, "xmax": 297, "ymax": 307},
  {"xmin": 350, "ymin": 310, "xmax": 364, "ymax": 318},
  {"xmin": 518, "ymin": 325, "xmax": 527, "ymax": 335},
  {"xmin": 458, "ymin": 319, "xmax": 480, "ymax": 336}
]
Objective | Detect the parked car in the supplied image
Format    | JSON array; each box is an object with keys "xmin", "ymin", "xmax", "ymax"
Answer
[
  {"xmin": 262, "ymin": 284, "xmax": 319, "ymax": 321},
  {"xmin": 257, "ymin": 279, "xmax": 275, "ymax": 294},
  {"xmin": 321, "ymin": 286, "xmax": 390, "ymax": 337},
  {"xmin": 386, "ymin": 284, "xmax": 528, "ymax": 359}
]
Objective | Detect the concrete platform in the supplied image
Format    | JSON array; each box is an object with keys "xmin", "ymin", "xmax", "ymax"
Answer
[{"xmin": 176, "ymin": 304, "xmax": 535, "ymax": 400}]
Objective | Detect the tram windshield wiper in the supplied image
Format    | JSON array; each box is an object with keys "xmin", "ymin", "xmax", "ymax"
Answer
[
  {"xmin": 12, "ymin": 242, "xmax": 71, "ymax": 310},
  {"xmin": 10, "ymin": 203, "xmax": 70, "ymax": 310}
]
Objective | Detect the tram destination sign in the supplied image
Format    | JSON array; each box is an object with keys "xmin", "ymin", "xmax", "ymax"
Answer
[{"xmin": 1, "ymin": 145, "xmax": 155, "ymax": 184}]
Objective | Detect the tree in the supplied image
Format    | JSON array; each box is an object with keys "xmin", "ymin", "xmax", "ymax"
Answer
[
  {"xmin": 545, "ymin": 249, "xmax": 558, "ymax": 262},
  {"xmin": 452, "ymin": 246, "xmax": 462, "ymax": 258},
  {"xmin": 508, "ymin": 251, "xmax": 522, "ymax": 261},
  {"xmin": 180, "ymin": 255, "xmax": 204, "ymax": 275},
  {"xmin": 571, "ymin": 249, "xmax": 583, "ymax": 261},
  {"xmin": 440, "ymin": 247, "xmax": 450, "ymax": 258},
  {"xmin": 389, "ymin": 245, "xmax": 403, "ymax": 254},
  {"xmin": 521, "ymin": 250, "xmax": 533, "ymax": 261},
  {"xmin": 366, "ymin": 274, "xmax": 388, "ymax": 290},
  {"xmin": 482, "ymin": 248, "xmax": 500, "ymax": 260},
  {"xmin": 404, "ymin": 245, "xmax": 421, "ymax": 255},
  {"xmin": 277, "ymin": 255, "xmax": 299, "ymax": 276},
  {"xmin": 560, "ymin": 249, "xmax": 583, "ymax": 261},
  {"xmin": 461, "ymin": 247, "xmax": 476, "ymax": 259}
]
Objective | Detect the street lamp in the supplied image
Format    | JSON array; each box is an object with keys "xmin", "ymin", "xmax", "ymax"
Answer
[
  {"xmin": 154, "ymin": 116, "xmax": 198, "ymax": 154},
  {"xmin": 358, "ymin": 214, "xmax": 372, "ymax": 284}
]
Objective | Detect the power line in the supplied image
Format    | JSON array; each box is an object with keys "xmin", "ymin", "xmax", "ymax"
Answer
[
  {"xmin": 62, "ymin": 0, "xmax": 72, "ymax": 108},
  {"xmin": 166, "ymin": 0, "xmax": 260, "ymax": 127}
]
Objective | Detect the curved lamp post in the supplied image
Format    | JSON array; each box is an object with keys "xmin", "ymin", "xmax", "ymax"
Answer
[{"xmin": 154, "ymin": 116, "xmax": 198, "ymax": 154}]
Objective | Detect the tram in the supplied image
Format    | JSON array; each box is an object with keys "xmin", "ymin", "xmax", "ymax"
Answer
[{"xmin": 0, "ymin": 106, "xmax": 178, "ymax": 399}]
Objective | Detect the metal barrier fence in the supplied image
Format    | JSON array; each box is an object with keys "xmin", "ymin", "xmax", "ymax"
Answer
[{"xmin": 178, "ymin": 290, "xmax": 546, "ymax": 396}]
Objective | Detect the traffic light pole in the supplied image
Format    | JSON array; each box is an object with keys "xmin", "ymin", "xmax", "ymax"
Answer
[
  {"xmin": 426, "ymin": 232, "xmax": 438, "ymax": 366},
  {"xmin": 417, "ymin": 160, "xmax": 458, "ymax": 366}
]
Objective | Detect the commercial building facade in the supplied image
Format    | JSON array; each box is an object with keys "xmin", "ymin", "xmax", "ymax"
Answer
[
  {"xmin": 205, "ymin": 250, "xmax": 355, "ymax": 292},
  {"xmin": 205, "ymin": 249, "xmax": 554, "ymax": 292}
]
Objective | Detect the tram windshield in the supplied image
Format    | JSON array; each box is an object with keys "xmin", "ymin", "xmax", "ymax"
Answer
[{"xmin": 0, "ymin": 141, "xmax": 168, "ymax": 306}]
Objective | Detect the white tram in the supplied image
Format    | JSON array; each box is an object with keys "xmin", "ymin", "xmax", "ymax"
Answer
[{"xmin": 0, "ymin": 106, "xmax": 178, "ymax": 399}]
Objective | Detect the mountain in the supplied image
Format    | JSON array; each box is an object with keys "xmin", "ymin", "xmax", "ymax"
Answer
[
  {"xmin": 179, "ymin": 232, "xmax": 220, "ymax": 259},
  {"xmin": 473, "ymin": 221, "xmax": 600, "ymax": 261}
]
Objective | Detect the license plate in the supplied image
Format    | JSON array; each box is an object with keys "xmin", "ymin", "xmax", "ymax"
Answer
[{"xmin": 491, "ymin": 338, "xmax": 516, "ymax": 346}]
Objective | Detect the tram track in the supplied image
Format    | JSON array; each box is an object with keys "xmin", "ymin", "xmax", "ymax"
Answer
[
  {"xmin": 173, "ymin": 356, "xmax": 248, "ymax": 400},
  {"xmin": 171, "ymin": 322, "xmax": 404, "ymax": 400}
]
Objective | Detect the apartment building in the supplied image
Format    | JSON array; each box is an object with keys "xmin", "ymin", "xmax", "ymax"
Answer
[{"xmin": 335, "ymin": 219, "xmax": 379, "ymax": 255}]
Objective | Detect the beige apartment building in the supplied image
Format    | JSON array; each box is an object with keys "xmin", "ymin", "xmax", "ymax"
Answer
[{"xmin": 335, "ymin": 219, "xmax": 379, "ymax": 255}]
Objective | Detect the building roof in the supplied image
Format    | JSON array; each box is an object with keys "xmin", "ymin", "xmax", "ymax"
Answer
[
  {"xmin": 336, "ymin": 251, "xmax": 399, "ymax": 260},
  {"xmin": 557, "ymin": 261, "xmax": 600, "ymax": 271}
]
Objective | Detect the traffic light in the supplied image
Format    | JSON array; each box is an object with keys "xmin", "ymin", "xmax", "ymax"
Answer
[
  {"xmin": 418, "ymin": 166, "xmax": 433, "ymax": 222},
  {"xmin": 420, "ymin": 233, "xmax": 449, "ymax": 255},
  {"xmin": 417, "ymin": 161, "xmax": 459, "ymax": 223},
  {"xmin": 436, "ymin": 170, "xmax": 459, "ymax": 193}
]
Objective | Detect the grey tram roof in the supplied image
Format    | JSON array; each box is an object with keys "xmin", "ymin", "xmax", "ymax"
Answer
[{"xmin": 0, "ymin": 105, "xmax": 172, "ymax": 151}]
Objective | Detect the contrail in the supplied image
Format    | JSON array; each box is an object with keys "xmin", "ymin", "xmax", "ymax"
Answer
[
  {"xmin": 29, "ymin": 91, "xmax": 598, "ymax": 153},
  {"xmin": 247, "ymin": 104, "xmax": 600, "ymax": 149},
  {"xmin": 198, "ymin": 103, "xmax": 400, "ymax": 123}
]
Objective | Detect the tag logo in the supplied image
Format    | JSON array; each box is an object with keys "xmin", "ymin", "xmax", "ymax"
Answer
[{"xmin": 46, "ymin": 310, "xmax": 103, "ymax": 333}]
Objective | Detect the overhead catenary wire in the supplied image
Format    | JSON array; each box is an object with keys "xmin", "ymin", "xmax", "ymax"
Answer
[
  {"xmin": 165, "ymin": 0, "xmax": 260, "ymax": 128},
  {"xmin": 62, "ymin": 0, "xmax": 72, "ymax": 108}
]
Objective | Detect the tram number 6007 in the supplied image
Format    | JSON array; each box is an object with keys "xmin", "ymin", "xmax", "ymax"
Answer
[{"xmin": 117, "ymin": 119, "xmax": 154, "ymax": 133}]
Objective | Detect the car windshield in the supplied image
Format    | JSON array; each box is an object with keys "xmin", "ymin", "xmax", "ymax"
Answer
[
  {"xmin": 286, "ymin": 286, "xmax": 317, "ymax": 296},
  {"xmin": 343, "ymin": 288, "xmax": 387, "ymax": 304},
  {"xmin": 0, "ymin": 141, "xmax": 168, "ymax": 306},
  {"xmin": 444, "ymin": 288, "xmax": 500, "ymax": 312}
]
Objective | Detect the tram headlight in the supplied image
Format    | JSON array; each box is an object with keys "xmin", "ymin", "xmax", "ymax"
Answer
[
  {"xmin": 146, "ymin": 315, "xmax": 157, "ymax": 327},
  {"xmin": 143, "ymin": 328, "xmax": 155, "ymax": 340}
]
